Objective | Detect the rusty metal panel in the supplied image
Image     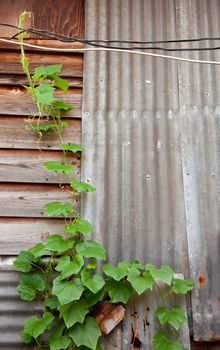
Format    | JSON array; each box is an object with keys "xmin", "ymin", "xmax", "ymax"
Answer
[
  {"xmin": 176, "ymin": 0, "xmax": 220, "ymax": 341},
  {"xmin": 82, "ymin": 0, "xmax": 190, "ymax": 348}
]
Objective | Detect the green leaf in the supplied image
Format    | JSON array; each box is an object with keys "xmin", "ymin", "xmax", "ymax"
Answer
[
  {"xmin": 69, "ymin": 317, "xmax": 101, "ymax": 350},
  {"xmin": 60, "ymin": 142, "xmax": 85, "ymax": 153},
  {"xmin": 49, "ymin": 336, "xmax": 71, "ymax": 350},
  {"xmin": 23, "ymin": 316, "xmax": 47, "ymax": 339},
  {"xmin": 53, "ymin": 100, "xmax": 72, "ymax": 111},
  {"xmin": 22, "ymin": 84, "xmax": 34, "ymax": 94},
  {"xmin": 44, "ymin": 161, "xmax": 75, "ymax": 175},
  {"xmin": 103, "ymin": 261, "xmax": 130, "ymax": 281},
  {"xmin": 64, "ymin": 218, "xmax": 93, "ymax": 235},
  {"xmin": 58, "ymin": 300, "xmax": 89, "ymax": 328},
  {"xmin": 45, "ymin": 235, "xmax": 74, "ymax": 253},
  {"xmin": 152, "ymin": 331, "xmax": 186, "ymax": 350},
  {"xmin": 13, "ymin": 251, "xmax": 35, "ymax": 272},
  {"xmin": 156, "ymin": 305, "xmax": 186, "ymax": 331},
  {"xmin": 127, "ymin": 267, "xmax": 153, "ymax": 295},
  {"xmin": 49, "ymin": 74, "xmax": 69, "ymax": 92},
  {"xmin": 76, "ymin": 240, "xmax": 106, "ymax": 260},
  {"xmin": 81, "ymin": 271, "xmax": 105, "ymax": 294},
  {"xmin": 29, "ymin": 243, "xmax": 47, "ymax": 258},
  {"xmin": 17, "ymin": 273, "xmax": 46, "ymax": 301},
  {"xmin": 131, "ymin": 259, "xmax": 144, "ymax": 270},
  {"xmin": 70, "ymin": 179, "xmax": 96, "ymax": 193},
  {"xmin": 43, "ymin": 312, "xmax": 54, "ymax": 330},
  {"xmin": 171, "ymin": 278, "xmax": 194, "ymax": 294},
  {"xmin": 82, "ymin": 289, "xmax": 105, "ymax": 307},
  {"xmin": 34, "ymin": 83, "xmax": 54, "ymax": 105},
  {"xmin": 21, "ymin": 329, "xmax": 32, "ymax": 343},
  {"xmin": 49, "ymin": 320, "xmax": 66, "ymax": 348},
  {"xmin": 55, "ymin": 255, "xmax": 71, "ymax": 272},
  {"xmin": 44, "ymin": 201, "xmax": 73, "ymax": 217},
  {"xmin": 31, "ymin": 123, "xmax": 57, "ymax": 132},
  {"xmin": 34, "ymin": 64, "xmax": 62, "ymax": 77},
  {"xmin": 52, "ymin": 275, "xmax": 84, "ymax": 305},
  {"xmin": 44, "ymin": 296, "xmax": 60, "ymax": 310},
  {"xmin": 145, "ymin": 264, "xmax": 174, "ymax": 285},
  {"xmin": 59, "ymin": 254, "xmax": 84, "ymax": 279},
  {"xmin": 106, "ymin": 280, "xmax": 133, "ymax": 303}
]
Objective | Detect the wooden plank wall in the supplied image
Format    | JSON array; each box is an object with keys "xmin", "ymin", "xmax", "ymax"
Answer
[{"xmin": 0, "ymin": 0, "xmax": 84, "ymax": 254}]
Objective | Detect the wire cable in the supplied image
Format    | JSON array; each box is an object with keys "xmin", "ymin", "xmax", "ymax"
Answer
[
  {"xmin": 2, "ymin": 23, "xmax": 220, "ymax": 52},
  {"xmin": 1, "ymin": 37, "xmax": 220, "ymax": 66}
]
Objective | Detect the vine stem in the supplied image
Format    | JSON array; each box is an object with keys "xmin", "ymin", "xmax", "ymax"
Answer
[{"xmin": 153, "ymin": 280, "xmax": 168, "ymax": 307}]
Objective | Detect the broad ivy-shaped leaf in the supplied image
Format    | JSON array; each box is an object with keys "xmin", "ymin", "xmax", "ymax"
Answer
[
  {"xmin": 55, "ymin": 255, "xmax": 71, "ymax": 272},
  {"xmin": 43, "ymin": 311, "xmax": 54, "ymax": 330},
  {"xmin": 44, "ymin": 201, "xmax": 73, "ymax": 217},
  {"xmin": 156, "ymin": 305, "xmax": 186, "ymax": 331},
  {"xmin": 127, "ymin": 267, "xmax": 153, "ymax": 295},
  {"xmin": 34, "ymin": 64, "xmax": 62, "ymax": 77},
  {"xmin": 13, "ymin": 251, "xmax": 35, "ymax": 272},
  {"xmin": 64, "ymin": 218, "xmax": 93, "ymax": 235},
  {"xmin": 81, "ymin": 271, "xmax": 105, "ymax": 294},
  {"xmin": 31, "ymin": 123, "xmax": 57, "ymax": 132},
  {"xmin": 52, "ymin": 275, "xmax": 84, "ymax": 305},
  {"xmin": 44, "ymin": 296, "xmax": 60, "ymax": 310},
  {"xmin": 70, "ymin": 179, "xmax": 96, "ymax": 193},
  {"xmin": 17, "ymin": 273, "xmax": 46, "ymax": 300},
  {"xmin": 58, "ymin": 300, "xmax": 89, "ymax": 328},
  {"xmin": 83, "ymin": 289, "xmax": 105, "ymax": 308},
  {"xmin": 21, "ymin": 329, "xmax": 32, "ymax": 343},
  {"xmin": 171, "ymin": 278, "xmax": 194, "ymax": 294},
  {"xmin": 106, "ymin": 280, "xmax": 133, "ymax": 303},
  {"xmin": 152, "ymin": 331, "xmax": 186, "ymax": 350},
  {"xmin": 59, "ymin": 254, "xmax": 84, "ymax": 279},
  {"xmin": 69, "ymin": 317, "xmax": 101, "ymax": 350},
  {"xmin": 103, "ymin": 261, "xmax": 130, "ymax": 281},
  {"xmin": 53, "ymin": 100, "xmax": 72, "ymax": 111},
  {"xmin": 60, "ymin": 142, "xmax": 85, "ymax": 153},
  {"xmin": 44, "ymin": 161, "xmax": 75, "ymax": 175},
  {"xmin": 29, "ymin": 243, "xmax": 47, "ymax": 258},
  {"xmin": 76, "ymin": 240, "xmax": 106, "ymax": 260},
  {"xmin": 45, "ymin": 235, "xmax": 74, "ymax": 253},
  {"xmin": 34, "ymin": 83, "xmax": 54, "ymax": 105},
  {"xmin": 49, "ymin": 74, "xmax": 69, "ymax": 92},
  {"xmin": 49, "ymin": 320, "xmax": 71, "ymax": 350},
  {"xmin": 131, "ymin": 259, "xmax": 144, "ymax": 270},
  {"xmin": 23, "ymin": 316, "xmax": 46, "ymax": 339},
  {"xmin": 145, "ymin": 264, "xmax": 174, "ymax": 285}
]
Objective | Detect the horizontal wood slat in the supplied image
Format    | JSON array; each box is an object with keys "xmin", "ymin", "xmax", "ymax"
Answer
[
  {"xmin": 0, "ymin": 183, "xmax": 79, "ymax": 217},
  {"xmin": 0, "ymin": 117, "xmax": 81, "ymax": 150},
  {"xmin": 0, "ymin": 75, "xmax": 83, "ymax": 87},
  {"xmin": 0, "ymin": 87, "xmax": 82, "ymax": 117},
  {"xmin": 0, "ymin": 52, "xmax": 83, "ymax": 76},
  {"xmin": 0, "ymin": 39, "xmax": 84, "ymax": 51},
  {"xmin": 0, "ymin": 218, "xmax": 73, "ymax": 254},
  {"xmin": 0, "ymin": 0, "xmax": 84, "ymax": 38},
  {"xmin": 0, "ymin": 150, "xmax": 80, "ymax": 183}
]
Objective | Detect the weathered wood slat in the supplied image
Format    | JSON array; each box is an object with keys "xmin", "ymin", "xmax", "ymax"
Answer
[
  {"xmin": 0, "ymin": 87, "xmax": 82, "ymax": 117},
  {"xmin": 0, "ymin": 218, "xmax": 71, "ymax": 255},
  {"xmin": 0, "ymin": 0, "xmax": 84, "ymax": 38},
  {"xmin": 0, "ymin": 39, "xmax": 84, "ymax": 51},
  {"xmin": 0, "ymin": 183, "xmax": 79, "ymax": 217},
  {"xmin": 0, "ymin": 150, "xmax": 80, "ymax": 183},
  {"xmin": 0, "ymin": 74, "xmax": 83, "ymax": 87},
  {"xmin": 0, "ymin": 52, "xmax": 83, "ymax": 76},
  {"xmin": 0, "ymin": 117, "xmax": 81, "ymax": 149}
]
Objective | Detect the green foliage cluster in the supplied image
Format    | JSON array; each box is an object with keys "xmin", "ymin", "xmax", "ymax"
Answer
[{"xmin": 14, "ymin": 12, "xmax": 194, "ymax": 350}]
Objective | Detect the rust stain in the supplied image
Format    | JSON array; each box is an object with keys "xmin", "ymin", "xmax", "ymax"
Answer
[
  {"xmin": 217, "ymin": 296, "xmax": 220, "ymax": 303},
  {"xmin": 197, "ymin": 273, "xmax": 206, "ymax": 286},
  {"xmin": 208, "ymin": 337, "xmax": 220, "ymax": 342}
]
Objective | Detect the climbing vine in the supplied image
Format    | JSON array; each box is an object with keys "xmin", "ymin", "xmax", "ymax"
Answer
[{"xmin": 13, "ymin": 12, "xmax": 194, "ymax": 350}]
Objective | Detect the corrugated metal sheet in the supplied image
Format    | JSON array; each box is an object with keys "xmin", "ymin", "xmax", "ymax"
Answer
[
  {"xmin": 81, "ymin": 0, "xmax": 190, "ymax": 348},
  {"xmin": 176, "ymin": 0, "xmax": 220, "ymax": 341}
]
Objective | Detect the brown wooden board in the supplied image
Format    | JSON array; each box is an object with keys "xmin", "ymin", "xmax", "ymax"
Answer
[
  {"xmin": 0, "ymin": 149, "xmax": 80, "ymax": 183},
  {"xmin": 0, "ymin": 218, "xmax": 71, "ymax": 254},
  {"xmin": 0, "ymin": 87, "xmax": 82, "ymax": 117},
  {"xmin": 0, "ymin": 39, "xmax": 84, "ymax": 51},
  {"xmin": 0, "ymin": 183, "xmax": 79, "ymax": 217},
  {"xmin": 0, "ymin": 52, "xmax": 83, "ymax": 76},
  {"xmin": 0, "ymin": 74, "xmax": 83, "ymax": 87},
  {"xmin": 0, "ymin": 117, "xmax": 81, "ymax": 150},
  {"xmin": 0, "ymin": 0, "xmax": 84, "ymax": 37}
]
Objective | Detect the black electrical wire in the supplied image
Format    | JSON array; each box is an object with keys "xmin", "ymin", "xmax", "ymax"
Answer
[{"xmin": 2, "ymin": 23, "xmax": 220, "ymax": 52}]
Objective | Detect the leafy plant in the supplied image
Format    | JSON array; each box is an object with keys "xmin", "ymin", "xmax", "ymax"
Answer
[{"xmin": 13, "ymin": 11, "xmax": 194, "ymax": 350}]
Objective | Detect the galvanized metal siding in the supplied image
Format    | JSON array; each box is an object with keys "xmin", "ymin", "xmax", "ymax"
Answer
[{"xmin": 82, "ymin": 0, "xmax": 190, "ymax": 348}]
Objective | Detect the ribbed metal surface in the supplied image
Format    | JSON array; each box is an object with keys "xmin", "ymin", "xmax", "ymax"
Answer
[{"xmin": 81, "ymin": 0, "xmax": 190, "ymax": 348}]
